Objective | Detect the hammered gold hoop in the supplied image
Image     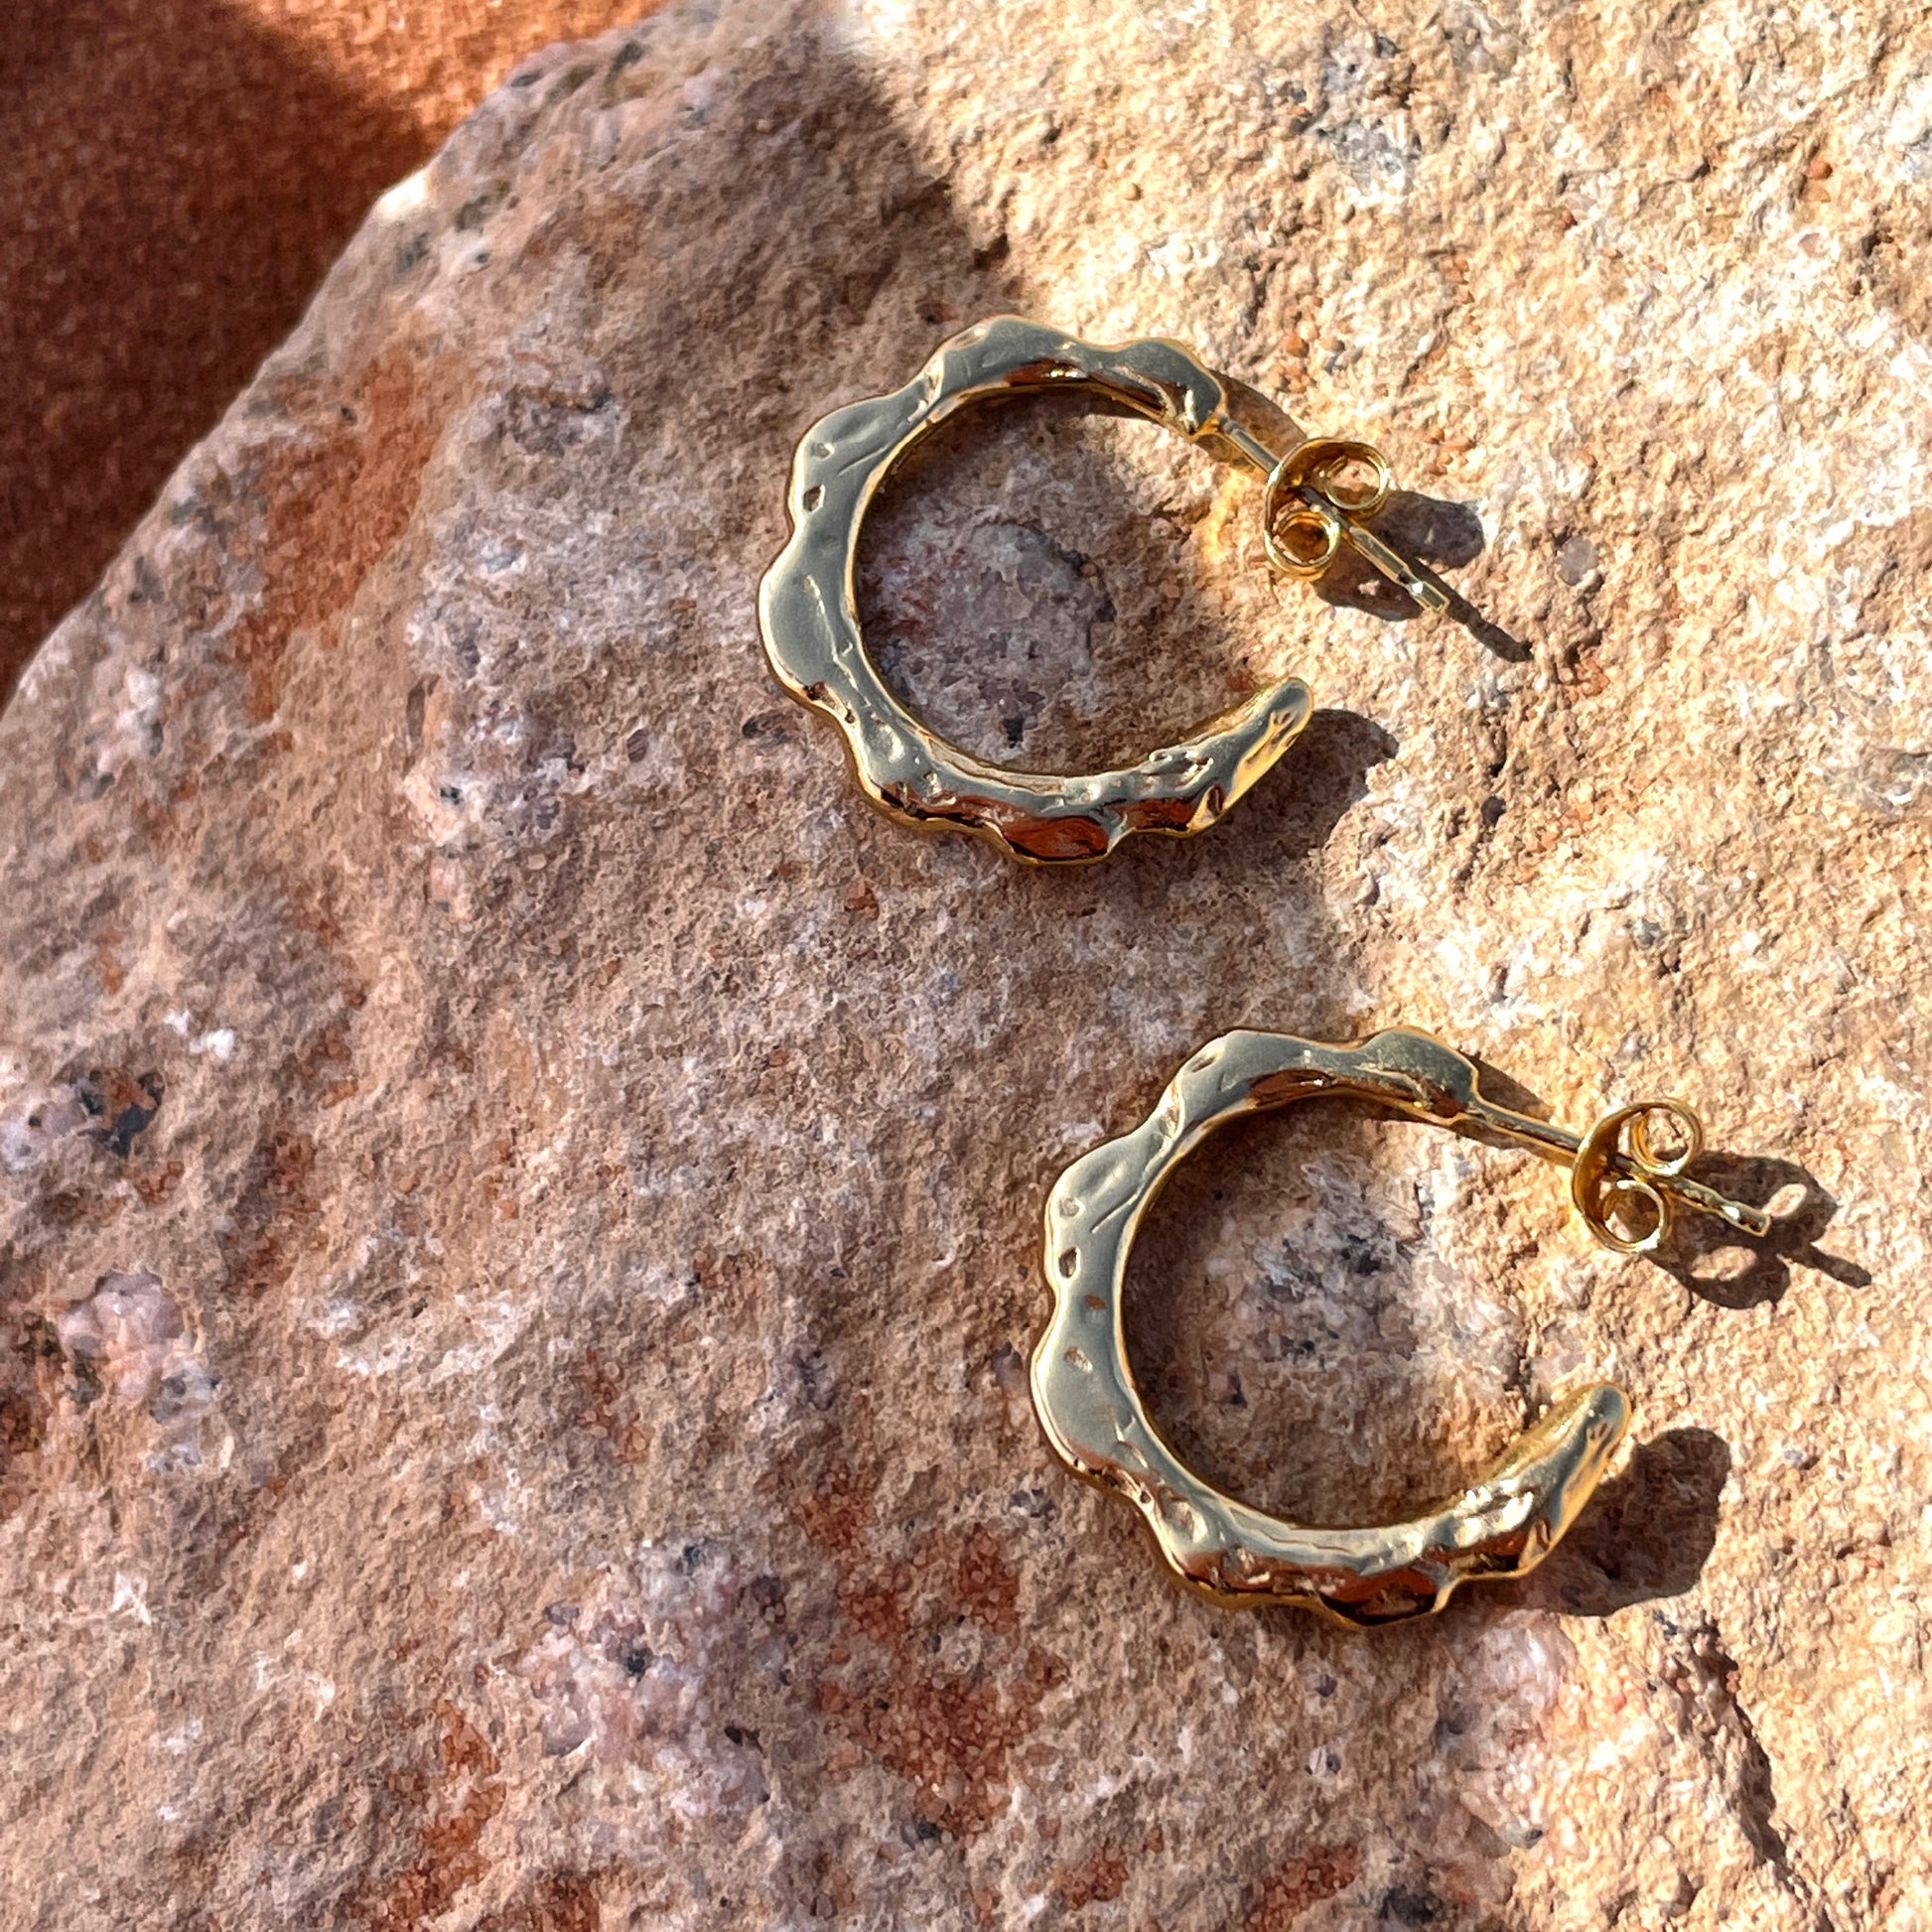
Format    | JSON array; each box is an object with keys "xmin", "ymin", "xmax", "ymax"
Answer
[
  {"xmin": 1032, "ymin": 1028, "xmax": 1770, "ymax": 1624},
  {"xmin": 757, "ymin": 317, "xmax": 1443, "ymax": 865}
]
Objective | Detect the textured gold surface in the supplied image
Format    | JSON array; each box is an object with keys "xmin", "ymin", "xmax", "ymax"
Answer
[
  {"xmin": 759, "ymin": 316, "xmax": 1346, "ymax": 863},
  {"xmin": 1033, "ymin": 1028, "xmax": 1769, "ymax": 1624}
]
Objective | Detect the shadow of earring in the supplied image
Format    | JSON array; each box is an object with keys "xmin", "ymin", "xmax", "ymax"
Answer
[
  {"xmin": 1651, "ymin": 1155, "xmax": 1871, "ymax": 1309},
  {"xmin": 1498, "ymin": 1427, "xmax": 1732, "ymax": 1616},
  {"xmin": 1311, "ymin": 487, "xmax": 1532, "ymax": 663}
]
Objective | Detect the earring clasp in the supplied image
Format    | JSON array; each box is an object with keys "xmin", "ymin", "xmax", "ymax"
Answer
[
  {"xmin": 1436, "ymin": 1084, "xmax": 1772, "ymax": 1255},
  {"xmin": 1212, "ymin": 420, "xmax": 1451, "ymax": 615}
]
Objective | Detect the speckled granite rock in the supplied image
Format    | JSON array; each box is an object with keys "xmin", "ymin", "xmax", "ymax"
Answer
[{"xmin": 3, "ymin": 2, "xmax": 1929, "ymax": 1925}]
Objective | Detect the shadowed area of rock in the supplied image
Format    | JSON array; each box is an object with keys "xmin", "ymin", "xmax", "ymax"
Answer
[
  {"xmin": 0, "ymin": 0, "xmax": 656, "ymax": 706},
  {"xmin": 0, "ymin": 2, "xmax": 1927, "ymax": 1926}
]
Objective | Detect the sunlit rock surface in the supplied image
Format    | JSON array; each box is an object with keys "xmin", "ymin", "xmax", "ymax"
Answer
[{"xmin": 2, "ymin": 1, "xmax": 1928, "ymax": 1924}]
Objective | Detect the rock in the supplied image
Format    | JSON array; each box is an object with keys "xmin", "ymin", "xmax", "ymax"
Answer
[
  {"xmin": 2, "ymin": 1, "xmax": 1927, "ymax": 1925},
  {"xmin": 0, "ymin": 0, "xmax": 673, "ymax": 706}
]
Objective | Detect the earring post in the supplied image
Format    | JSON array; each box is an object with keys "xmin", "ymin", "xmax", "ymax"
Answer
[
  {"xmin": 1296, "ymin": 489, "xmax": 1451, "ymax": 613},
  {"xmin": 1216, "ymin": 418, "xmax": 1451, "ymax": 614},
  {"xmin": 1463, "ymin": 1094, "xmax": 1773, "ymax": 1245}
]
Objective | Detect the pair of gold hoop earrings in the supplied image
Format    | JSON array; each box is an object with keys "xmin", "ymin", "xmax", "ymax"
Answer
[{"xmin": 759, "ymin": 318, "xmax": 1772, "ymax": 1626}]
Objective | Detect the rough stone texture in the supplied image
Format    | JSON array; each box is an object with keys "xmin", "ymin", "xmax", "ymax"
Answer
[
  {"xmin": 0, "ymin": 0, "xmax": 659, "ymax": 705},
  {"xmin": 2, "ymin": 2, "xmax": 1929, "ymax": 1926}
]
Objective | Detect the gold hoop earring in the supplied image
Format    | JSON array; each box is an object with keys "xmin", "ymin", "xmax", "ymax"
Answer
[
  {"xmin": 1032, "ymin": 1027, "xmax": 1770, "ymax": 1625},
  {"xmin": 759, "ymin": 316, "xmax": 1448, "ymax": 865}
]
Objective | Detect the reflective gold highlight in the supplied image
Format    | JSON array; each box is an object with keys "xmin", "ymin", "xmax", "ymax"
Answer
[
  {"xmin": 1033, "ymin": 1026, "xmax": 1769, "ymax": 1624},
  {"xmin": 759, "ymin": 316, "xmax": 1447, "ymax": 864}
]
